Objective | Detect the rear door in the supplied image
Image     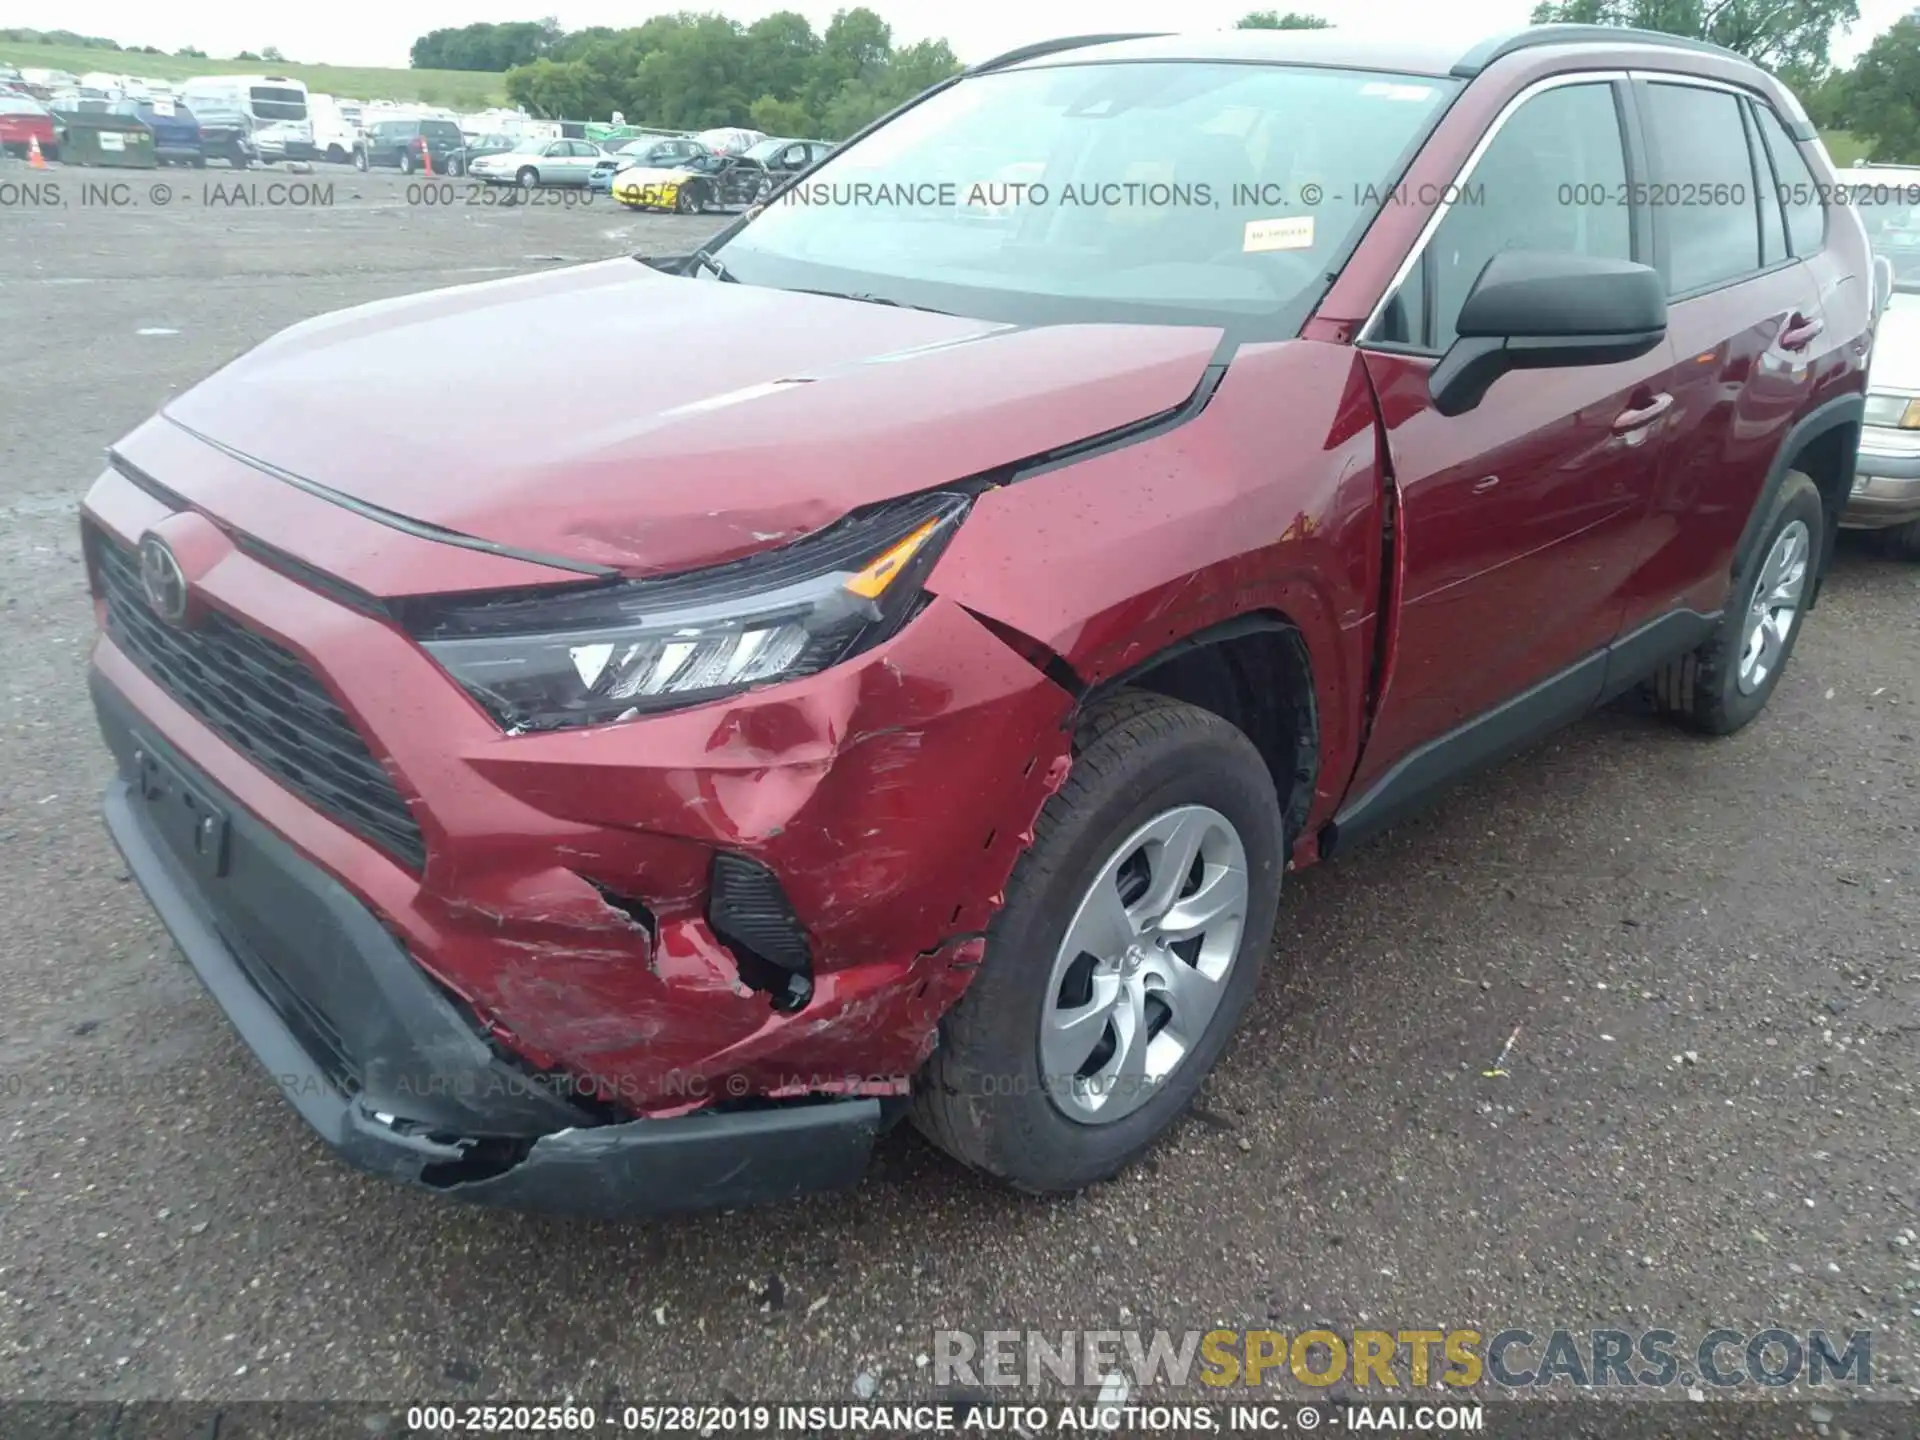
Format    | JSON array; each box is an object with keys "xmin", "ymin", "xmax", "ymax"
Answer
[
  {"xmin": 1609, "ymin": 77, "xmax": 1828, "ymax": 642},
  {"xmin": 1350, "ymin": 74, "xmax": 1673, "ymax": 798}
]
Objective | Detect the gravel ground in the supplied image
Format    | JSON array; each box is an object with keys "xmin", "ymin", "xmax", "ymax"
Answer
[{"xmin": 0, "ymin": 161, "xmax": 1916, "ymax": 1417}]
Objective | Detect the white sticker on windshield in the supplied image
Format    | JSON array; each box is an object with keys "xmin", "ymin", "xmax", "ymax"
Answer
[
  {"xmin": 1244, "ymin": 215, "xmax": 1314, "ymax": 253},
  {"xmin": 1361, "ymin": 82, "xmax": 1436, "ymax": 102}
]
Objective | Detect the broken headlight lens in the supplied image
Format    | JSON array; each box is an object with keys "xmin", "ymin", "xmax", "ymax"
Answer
[{"xmin": 404, "ymin": 492, "xmax": 971, "ymax": 732}]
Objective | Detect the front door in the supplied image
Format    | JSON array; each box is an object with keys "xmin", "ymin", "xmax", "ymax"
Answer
[{"xmin": 1350, "ymin": 75, "xmax": 1672, "ymax": 803}]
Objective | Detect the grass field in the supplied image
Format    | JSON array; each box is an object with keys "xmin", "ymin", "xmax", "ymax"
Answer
[
  {"xmin": 1822, "ymin": 130, "xmax": 1875, "ymax": 167},
  {"xmin": 0, "ymin": 40, "xmax": 506, "ymax": 106}
]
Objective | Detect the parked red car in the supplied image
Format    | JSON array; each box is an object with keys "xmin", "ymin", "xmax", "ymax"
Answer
[
  {"xmin": 0, "ymin": 92, "xmax": 57, "ymax": 160},
  {"xmin": 85, "ymin": 25, "xmax": 1869, "ymax": 1214}
]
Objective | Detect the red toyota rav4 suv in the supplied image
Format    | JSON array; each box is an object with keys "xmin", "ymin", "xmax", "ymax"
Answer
[{"xmin": 86, "ymin": 26, "xmax": 1869, "ymax": 1214}]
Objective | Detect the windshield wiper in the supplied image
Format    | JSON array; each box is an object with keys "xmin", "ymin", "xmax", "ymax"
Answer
[
  {"xmin": 689, "ymin": 248, "xmax": 738, "ymax": 283},
  {"xmin": 784, "ymin": 287, "xmax": 953, "ymax": 315}
]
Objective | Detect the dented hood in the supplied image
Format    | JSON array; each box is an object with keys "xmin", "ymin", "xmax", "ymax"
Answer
[{"xmin": 161, "ymin": 258, "xmax": 1222, "ymax": 575}]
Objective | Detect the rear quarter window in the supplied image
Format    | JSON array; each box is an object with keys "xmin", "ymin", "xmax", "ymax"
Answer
[{"xmin": 1752, "ymin": 102, "xmax": 1825, "ymax": 256}]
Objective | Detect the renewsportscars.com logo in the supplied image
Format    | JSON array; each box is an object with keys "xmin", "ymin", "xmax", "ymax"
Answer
[{"xmin": 933, "ymin": 1327, "xmax": 1873, "ymax": 1392}]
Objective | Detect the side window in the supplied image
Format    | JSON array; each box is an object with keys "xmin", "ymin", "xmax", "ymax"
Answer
[
  {"xmin": 1745, "ymin": 102, "xmax": 1788, "ymax": 265},
  {"xmin": 1644, "ymin": 83, "xmax": 1761, "ymax": 294},
  {"xmin": 1752, "ymin": 102, "xmax": 1824, "ymax": 255},
  {"xmin": 1378, "ymin": 82, "xmax": 1632, "ymax": 353}
]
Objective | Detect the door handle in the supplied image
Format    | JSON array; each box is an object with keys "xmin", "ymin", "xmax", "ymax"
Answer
[
  {"xmin": 1780, "ymin": 313, "xmax": 1825, "ymax": 352},
  {"xmin": 1612, "ymin": 392, "xmax": 1673, "ymax": 433}
]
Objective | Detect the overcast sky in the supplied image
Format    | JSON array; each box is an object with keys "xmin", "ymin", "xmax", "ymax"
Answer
[{"xmin": 49, "ymin": 0, "xmax": 1918, "ymax": 71}]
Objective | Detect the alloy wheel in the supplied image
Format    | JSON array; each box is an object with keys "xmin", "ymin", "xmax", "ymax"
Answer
[
  {"xmin": 1039, "ymin": 805, "xmax": 1249, "ymax": 1125},
  {"xmin": 1737, "ymin": 519, "xmax": 1811, "ymax": 695}
]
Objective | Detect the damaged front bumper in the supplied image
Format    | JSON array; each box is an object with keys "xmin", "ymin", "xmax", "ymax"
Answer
[{"xmin": 96, "ymin": 678, "xmax": 881, "ymax": 1216}]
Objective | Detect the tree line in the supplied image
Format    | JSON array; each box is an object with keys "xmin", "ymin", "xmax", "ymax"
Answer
[
  {"xmin": 412, "ymin": 10, "xmax": 1331, "ymax": 138},
  {"xmin": 1528, "ymin": 0, "xmax": 1920, "ymax": 162},
  {"xmin": 409, "ymin": 10, "xmax": 956, "ymax": 139}
]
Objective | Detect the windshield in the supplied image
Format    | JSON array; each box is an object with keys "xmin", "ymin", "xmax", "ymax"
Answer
[
  {"xmin": 744, "ymin": 138, "xmax": 789, "ymax": 162},
  {"xmin": 1858, "ymin": 197, "xmax": 1920, "ymax": 288},
  {"xmin": 512, "ymin": 137, "xmax": 547, "ymax": 153},
  {"xmin": 718, "ymin": 62, "xmax": 1454, "ymax": 328}
]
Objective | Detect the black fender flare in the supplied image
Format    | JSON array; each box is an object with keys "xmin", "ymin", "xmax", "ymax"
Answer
[{"xmin": 1734, "ymin": 392, "xmax": 1863, "ymax": 608}]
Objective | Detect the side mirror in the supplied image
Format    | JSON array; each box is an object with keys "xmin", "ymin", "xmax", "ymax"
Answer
[{"xmin": 1429, "ymin": 250, "xmax": 1668, "ymax": 416}]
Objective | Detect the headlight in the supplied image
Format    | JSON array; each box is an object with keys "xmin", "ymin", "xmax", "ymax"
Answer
[
  {"xmin": 400, "ymin": 492, "xmax": 971, "ymax": 732},
  {"xmin": 1863, "ymin": 392, "xmax": 1920, "ymax": 429}
]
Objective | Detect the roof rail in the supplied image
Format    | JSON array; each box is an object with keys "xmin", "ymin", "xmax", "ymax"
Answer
[
  {"xmin": 968, "ymin": 33, "xmax": 1169, "ymax": 74},
  {"xmin": 1452, "ymin": 24, "xmax": 1748, "ymax": 78},
  {"xmin": 1451, "ymin": 24, "xmax": 1817, "ymax": 139}
]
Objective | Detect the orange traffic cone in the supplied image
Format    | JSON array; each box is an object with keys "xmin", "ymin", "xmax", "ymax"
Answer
[
  {"xmin": 421, "ymin": 142, "xmax": 433, "ymax": 177},
  {"xmin": 27, "ymin": 135, "xmax": 46, "ymax": 169}
]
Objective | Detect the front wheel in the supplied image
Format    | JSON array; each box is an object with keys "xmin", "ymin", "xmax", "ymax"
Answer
[
  {"xmin": 399, "ymin": 151, "xmax": 415, "ymax": 175},
  {"xmin": 516, "ymin": 166, "xmax": 539, "ymax": 189},
  {"xmin": 352, "ymin": 149, "xmax": 367, "ymax": 172},
  {"xmin": 447, "ymin": 156, "xmax": 464, "ymax": 177},
  {"xmin": 912, "ymin": 690, "xmax": 1284, "ymax": 1193},
  {"xmin": 1651, "ymin": 469, "xmax": 1823, "ymax": 735}
]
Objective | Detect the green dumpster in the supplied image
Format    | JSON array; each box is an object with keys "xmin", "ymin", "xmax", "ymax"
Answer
[{"xmin": 53, "ymin": 110, "xmax": 158, "ymax": 169}]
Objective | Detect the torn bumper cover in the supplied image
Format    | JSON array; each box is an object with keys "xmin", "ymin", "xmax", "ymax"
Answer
[{"xmin": 95, "ymin": 679, "xmax": 881, "ymax": 1216}]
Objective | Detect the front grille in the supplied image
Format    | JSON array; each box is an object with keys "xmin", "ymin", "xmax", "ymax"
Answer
[{"xmin": 91, "ymin": 530, "xmax": 428, "ymax": 870}]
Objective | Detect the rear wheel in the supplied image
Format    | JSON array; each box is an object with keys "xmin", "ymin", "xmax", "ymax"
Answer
[
  {"xmin": 447, "ymin": 156, "xmax": 464, "ymax": 177},
  {"xmin": 400, "ymin": 150, "xmax": 415, "ymax": 175},
  {"xmin": 326, "ymin": 144, "xmax": 346, "ymax": 163},
  {"xmin": 912, "ymin": 691, "xmax": 1284, "ymax": 1193},
  {"xmin": 352, "ymin": 149, "xmax": 367, "ymax": 172},
  {"xmin": 1651, "ymin": 470, "xmax": 1823, "ymax": 735}
]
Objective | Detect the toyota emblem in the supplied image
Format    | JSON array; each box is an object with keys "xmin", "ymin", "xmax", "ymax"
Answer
[{"xmin": 138, "ymin": 533, "xmax": 190, "ymax": 626}]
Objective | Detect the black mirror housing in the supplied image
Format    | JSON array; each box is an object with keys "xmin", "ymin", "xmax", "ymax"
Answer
[{"xmin": 1429, "ymin": 250, "xmax": 1668, "ymax": 416}]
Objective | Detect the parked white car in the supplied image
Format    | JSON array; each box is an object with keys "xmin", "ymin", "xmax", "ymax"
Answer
[
  {"xmin": 468, "ymin": 136, "xmax": 608, "ymax": 187},
  {"xmin": 1849, "ymin": 164, "xmax": 1920, "ymax": 556}
]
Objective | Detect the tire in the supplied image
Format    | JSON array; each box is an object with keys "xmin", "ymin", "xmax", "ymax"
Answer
[
  {"xmin": 675, "ymin": 182, "xmax": 700, "ymax": 214},
  {"xmin": 191, "ymin": 155, "xmax": 206, "ymax": 169},
  {"xmin": 1651, "ymin": 469, "xmax": 1823, "ymax": 735},
  {"xmin": 1881, "ymin": 517, "xmax": 1920, "ymax": 560},
  {"xmin": 911, "ymin": 690, "xmax": 1284, "ymax": 1193},
  {"xmin": 517, "ymin": 166, "xmax": 539, "ymax": 189},
  {"xmin": 448, "ymin": 157, "xmax": 464, "ymax": 177},
  {"xmin": 233, "ymin": 155, "xmax": 250, "ymax": 170},
  {"xmin": 400, "ymin": 151, "xmax": 415, "ymax": 175},
  {"xmin": 326, "ymin": 144, "xmax": 346, "ymax": 164},
  {"xmin": 353, "ymin": 149, "xmax": 367, "ymax": 172}
]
